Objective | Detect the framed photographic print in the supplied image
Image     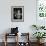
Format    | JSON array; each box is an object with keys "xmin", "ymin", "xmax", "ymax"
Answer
[
  {"xmin": 11, "ymin": 6, "xmax": 24, "ymax": 22},
  {"xmin": 37, "ymin": 0, "xmax": 46, "ymax": 19},
  {"xmin": 36, "ymin": 0, "xmax": 46, "ymax": 26}
]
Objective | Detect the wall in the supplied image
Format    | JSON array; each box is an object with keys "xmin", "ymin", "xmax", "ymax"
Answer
[{"xmin": 0, "ymin": 0, "xmax": 36, "ymax": 42}]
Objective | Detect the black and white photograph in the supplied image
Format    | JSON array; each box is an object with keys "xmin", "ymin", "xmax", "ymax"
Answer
[{"xmin": 11, "ymin": 6, "xmax": 24, "ymax": 22}]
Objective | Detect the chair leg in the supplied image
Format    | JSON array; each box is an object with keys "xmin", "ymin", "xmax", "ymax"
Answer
[
  {"xmin": 4, "ymin": 41, "xmax": 7, "ymax": 46},
  {"xmin": 4, "ymin": 33, "xmax": 7, "ymax": 46}
]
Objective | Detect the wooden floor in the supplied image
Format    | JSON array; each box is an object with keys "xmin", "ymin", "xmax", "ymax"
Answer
[{"xmin": 0, "ymin": 42, "xmax": 46, "ymax": 46}]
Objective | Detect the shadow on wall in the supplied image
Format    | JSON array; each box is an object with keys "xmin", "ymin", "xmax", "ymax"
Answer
[
  {"xmin": 2, "ymin": 28, "xmax": 11, "ymax": 34},
  {"xmin": 29, "ymin": 25, "xmax": 37, "ymax": 42}
]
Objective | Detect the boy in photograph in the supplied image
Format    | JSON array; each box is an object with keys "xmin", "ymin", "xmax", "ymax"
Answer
[{"xmin": 13, "ymin": 8, "xmax": 22, "ymax": 19}]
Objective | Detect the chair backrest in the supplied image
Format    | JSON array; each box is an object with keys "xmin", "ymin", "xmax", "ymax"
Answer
[{"xmin": 18, "ymin": 33, "xmax": 29, "ymax": 42}]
